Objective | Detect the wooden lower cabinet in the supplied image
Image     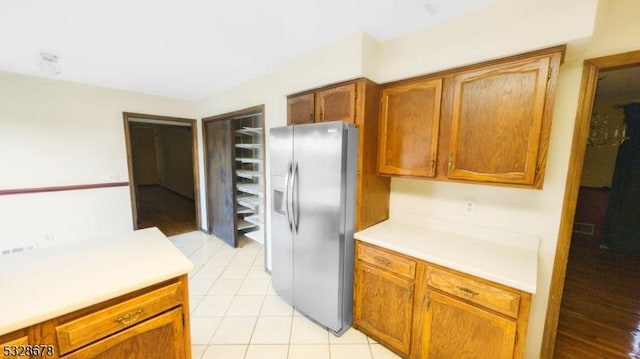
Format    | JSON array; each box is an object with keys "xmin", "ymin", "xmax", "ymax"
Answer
[
  {"xmin": 421, "ymin": 290, "xmax": 517, "ymax": 358},
  {"xmin": 353, "ymin": 241, "xmax": 531, "ymax": 359},
  {"xmin": 62, "ymin": 309, "xmax": 185, "ymax": 359},
  {"xmin": 0, "ymin": 276, "xmax": 191, "ymax": 359},
  {"xmin": 354, "ymin": 263, "xmax": 414, "ymax": 355}
]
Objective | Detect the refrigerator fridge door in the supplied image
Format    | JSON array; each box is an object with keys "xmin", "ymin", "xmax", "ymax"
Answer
[
  {"xmin": 292, "ymin": 121, "xmax": 357, "ymax": 334},
  {"xmin": 269, "ymin": 125, "xmax": 295, "ymax": 306}
]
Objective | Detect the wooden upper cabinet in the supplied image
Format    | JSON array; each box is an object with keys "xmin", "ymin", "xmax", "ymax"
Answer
[
  {"xmin": 354, "ymin": 242, "xmax": 417, "ymax": 356},
  {"xmin": 287, "ymin": 93, "xmax": 315, "ymax": 125},
  {"xmin": 446, "ymin": 55, "xmax": 556, "ymax": 186},
  {"xmin": 378, "ymin": 79, "xmax": 442, "ymax": 178},
  {"xmin": 316, "ymin": 83, "xmax": 356, "ymax": 123}
]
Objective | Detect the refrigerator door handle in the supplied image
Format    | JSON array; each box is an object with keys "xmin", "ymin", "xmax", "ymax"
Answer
[
  {"xmin": 285, "ymin": 161, "xmax": 293, "ymax": 232},
  {"xmin": 292, "ymin": 161, "xmax": 300, "ymax": 233}
]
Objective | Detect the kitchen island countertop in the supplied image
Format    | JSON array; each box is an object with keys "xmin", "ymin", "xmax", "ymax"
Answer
[
  {"xmin": 0, "ymin": 227, "xmax": 193, "ymax": 335},
  {"xmin": 354, "ymin": 218, "xmax": 539, "ymax": 293}
]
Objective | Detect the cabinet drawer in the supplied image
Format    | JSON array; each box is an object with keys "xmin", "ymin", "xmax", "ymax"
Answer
[
  {"xmin": 56, "ymin": 281, "xmax": 183, "ymax": 355},
  {"xmin": 357, "ymin": 243, "xmax": 416, "ymax": 279},
  {"xmin": 427, "ymin": 267, "xmax": 520, "ymax": 318}
]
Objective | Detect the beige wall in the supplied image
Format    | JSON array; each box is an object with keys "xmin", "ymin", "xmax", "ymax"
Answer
[{"xmin": 0, "ymin": 71, "xmax": 196, "ymax": 251}]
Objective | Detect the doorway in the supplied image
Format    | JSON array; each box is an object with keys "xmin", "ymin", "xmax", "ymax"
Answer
[
  {"xmin": 202, "ymin": 105, "xmax": 266, "ymax": 248},
  {"xmin": 123, "ymin": 112, "xmax": 201, "ymax": 236},
  {"xmin": 542, "ymin": 50, "xmax": 640, "ymax": 357}
]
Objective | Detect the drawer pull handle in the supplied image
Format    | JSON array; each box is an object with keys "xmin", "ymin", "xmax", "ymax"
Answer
[
  {"xmin": 375, "ymin": 257, "xmax": 391, "ymax": 266},
  {"xmin": 457, "ymin": 286, "xmax": 479, "ymax": 297},
  {"xmin": 115, "ymin": 309, "xmax": 144, "ymax": 325}
]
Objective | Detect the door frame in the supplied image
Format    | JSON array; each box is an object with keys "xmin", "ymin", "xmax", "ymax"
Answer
[
  {"xmin": 541, "ymin": 49, "xmax": 640, "ymax": 357},
  {"xmin": 123, "ymin": 112, "xmax": 201, "ymax": 231}
]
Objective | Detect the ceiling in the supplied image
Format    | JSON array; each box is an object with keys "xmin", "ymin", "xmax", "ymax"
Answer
[{"xmin": 0, "ymin": 0, "xmax": 494, "ymax": 100}]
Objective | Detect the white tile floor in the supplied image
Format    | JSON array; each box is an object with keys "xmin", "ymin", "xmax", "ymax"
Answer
[{"xmin": 169, "ymin": 231, "xmax": 401, "ymax": 359}]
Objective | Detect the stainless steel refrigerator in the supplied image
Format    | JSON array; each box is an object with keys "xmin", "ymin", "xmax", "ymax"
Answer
[{"xmin": 269, "ymin": 121, "xmax": 357, "ymax": 336}]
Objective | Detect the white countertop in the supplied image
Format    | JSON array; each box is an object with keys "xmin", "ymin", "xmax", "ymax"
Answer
[
  {"xmin": 0, "ymin": 227, "xmax": 193, "ymax": 335},
  {"xmin": 354, "ymin": 218, "xmax": 539, "ymax": 293}
]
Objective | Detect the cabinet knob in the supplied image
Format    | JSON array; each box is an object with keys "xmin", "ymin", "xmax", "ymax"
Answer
[
  {"xmin": 375, "ymin": 256, "xmax": 391, "ymax": 266},
  {"xmin": 456, "ymin": 286, "xmax": 479, "ymax": 297}
]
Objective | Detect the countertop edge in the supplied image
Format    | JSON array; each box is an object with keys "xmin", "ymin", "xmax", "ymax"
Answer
[{"xmin": 354, "ymin": 220, "xmax": 538, "ymax": 294}]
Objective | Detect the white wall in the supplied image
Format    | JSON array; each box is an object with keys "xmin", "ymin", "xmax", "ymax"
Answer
[{"xmin": 0, "ymin": 71, "xmax": 196, "ymax": 251}]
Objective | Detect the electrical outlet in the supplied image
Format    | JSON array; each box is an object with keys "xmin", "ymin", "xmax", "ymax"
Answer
[
  {"xmin": 45, "ymin": 233, "xmax": 55, "ymax": 241},
  {"xmin": 464, "ymin": 201, "xmax": 475, "ymax": 215}
]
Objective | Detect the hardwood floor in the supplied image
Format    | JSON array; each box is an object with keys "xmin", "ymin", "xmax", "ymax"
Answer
[
  {"xmin": 554, "ymin": 237, "xmax": 640, "ymax": 358},
  {"xmin": 136, "ymin": 185, "xmax": 197, "ymax": 236}
]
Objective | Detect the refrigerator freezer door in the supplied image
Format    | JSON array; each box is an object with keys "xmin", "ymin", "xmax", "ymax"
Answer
[
  {"xmin": 292, "ymin": 121, "xmax": 355, "ymax": 333},
  {"xmin": 269, "ymin": 126, "xmax": 295, "ymax": 306}
]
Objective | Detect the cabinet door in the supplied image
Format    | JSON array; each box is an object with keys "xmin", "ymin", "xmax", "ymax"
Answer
[
  {"xmin": 378, "ymin": 79, "xmax": 442, "ymax": 178},
  {"xmin": 447, "ymin": 56, "xmax": 551, "ymax": 185},
  {"xmin": 287, "ymin": 93, "xmax": 315, "ymax": 125},
  {"xmin": 421, "ymin": 290, "xmax": 517, "ymax": 359},
  {"xmin": 354, "ymin": 262, "xmax": 414, "ymax": 355},
  {"xmin": 316, "ymin": 83, "xmax": 356, "ymax": 123},
  {"xmin": 62, "ymin": 308, "xmax": 186, "ymax": 359}
]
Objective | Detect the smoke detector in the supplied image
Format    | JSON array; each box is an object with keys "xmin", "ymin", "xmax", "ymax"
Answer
[{"xmin": 38, "ymin": 52, "xmax": 61, "ymax": 75}]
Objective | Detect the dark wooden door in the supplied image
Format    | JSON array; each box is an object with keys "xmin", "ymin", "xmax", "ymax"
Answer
[{"xmin": 204, "ymin": 118, "xmax": 237, "ymax": 247}]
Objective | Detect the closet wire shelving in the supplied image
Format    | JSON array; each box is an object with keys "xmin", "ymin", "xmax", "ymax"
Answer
[{"xmin": 233, "ymin": 113, "xmax": 264, "ymax": 244}]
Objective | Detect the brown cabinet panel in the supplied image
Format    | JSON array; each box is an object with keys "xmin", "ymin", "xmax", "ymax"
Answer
[
  {"xmin": 316, "ymin": 83, "xmax": 356, "ymax": 123},
  {"xmin": 447, "ymin": 56, "xmax": 551, "ymax": 185},
  {"xmin": 62, "ymin": 308, "xmax": 186, "ymax": 359},
  {"xmin": 287, "ymin": 93, "xmax": 315, "ymax": 125},
  {"xmin": 376, "ymin": 46, "xmax": 564, "ymax": 188},
  {"xmin": 354, "ymin": 262, "xmax": 414, "ymax": 356},
  {"xmin": 427, "ymin": 267, "xmax": 520, "ymax": 318},
  {"xmin": 353, "ymin": 242, "xmax": 531, "ymax": 359},
  {"xmin": 422, "ymin": 290, "xmax": 517, "ymax": 359},
  {"xmin": 56, "ymin": 282, "xmax": 183, "ymax": 355},
  {"xmin": 379, "ymin": 79, "xmax": 442, "ymax": 178},
  {"xmin": 357, "ymin": 242, "xmax": 416, "ymax": 280}
]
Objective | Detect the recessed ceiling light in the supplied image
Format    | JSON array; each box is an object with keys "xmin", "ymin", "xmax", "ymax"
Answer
[{"xmin": 38, "ymin": 52, "xmax": 61, "ymax": 76}]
